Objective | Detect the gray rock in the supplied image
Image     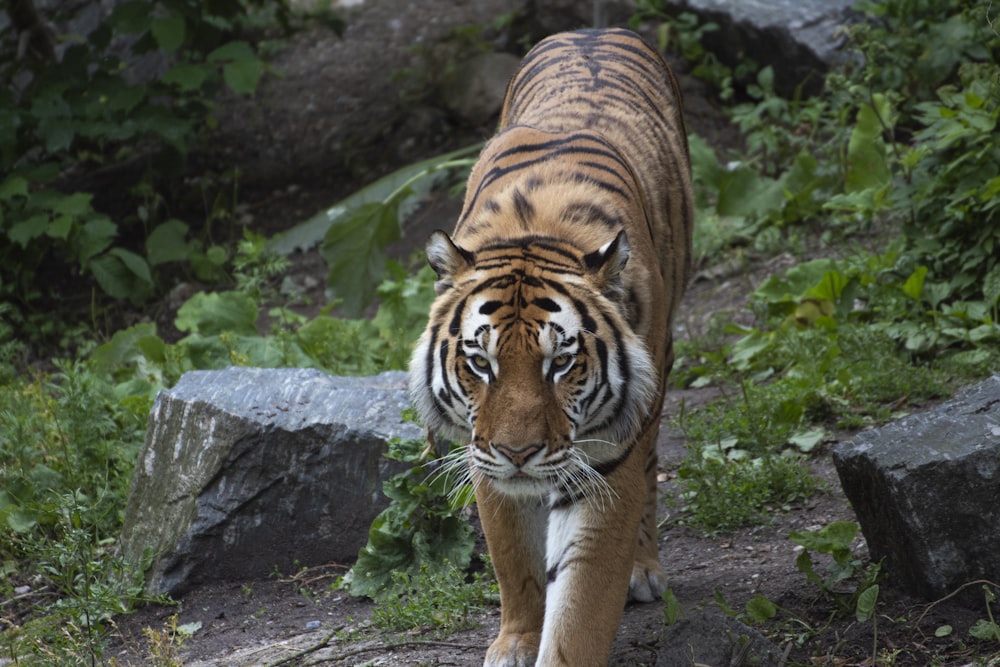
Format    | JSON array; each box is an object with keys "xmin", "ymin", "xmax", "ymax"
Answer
[
  {"xmin": 667, "ymin": 0, "xmax": 860, "ymax": 95},
  {"xmin": 832, "ymin": 376, "xmax": 1000, "ymax": 601},
  {"xmin": 656, "ymin": 608, "xmax": 783, "ymax": 666},
  {"xmin": 120, "ymin": 367, "xmax": 420, "ymax": 597}
]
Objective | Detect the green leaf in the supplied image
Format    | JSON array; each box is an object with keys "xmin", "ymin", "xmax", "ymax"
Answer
[
  {"xmin": 8, "ymin": 214, "xmax": 49, "ymax": 246},
  {"xmin": 146, "ymin": 219, "xmax": 191, "ymax": 265},
  {"xmin": 51, "ymin": 192, "xmax": 93, "ymax": 217},
  {"xmin": 982, "ymin": 263, "xmax": 1000, "ymax": 306},
  {"xmin": 744, "ymin": 594, "xmax": 777, "ymax": 623},
  {"xmin": 268, "ymin": 143, "xmax": 481, "ymax": 256},
  {"xmin": 207, "ymin": 41, "xmax": 256, "ymax": 64},
  {"xmin": 846, "ymin": 100, "xmax": 892, "ymax": 193},
  {"xmin": 110, "ymin": 247, "xmax": 153, "ymax": 286},
  {"xmin": 934, "ymin": 624, "xmax": 953, "ymax": 637},
  {"xmin": 151, "ymin": 14, "xmax": 185, "ymax": 53},
  {"xmin": 89, "ymin": 322, "xmax": 161, "ymax": 376},
  {"xmin": 0, "ymin": 176, "xmax": 28, "ymax": 200},
  {"xmin": 969, "ymin": 618, "xmax": 1000, "ymax": 641},
  {"xmin": 902, "ymin": 266, "xmax": 929, "ymax": 301},
  {"xmin": 855, "ymin": 584, "xmax": 879, "ymax": 622},
  {"xmin": 662, "ymin": 588, "xmax": 682, "ymax": 625},
  {"xmin": 162, "ymin": 63, "xmax": 209, "ymax": 92},
  {"xmin": 790, "ymin": 521, "xmax": 858, "ymax": 563},
  {"xmin": 223, "ymin": 60, "xmax": 263, "ymax": 96},
  {"xmin": 320, "ymin": 200, "xmax": 402, "ymax": 316},
  {"xmin": 46, "ymin": 215, "xmax": 73, "ymax": 240},
  {"xmin": 90, "ymin": 253, "xmax": 140, "ymax": 300},
  {"xmin": 76, "ymin": 216, "xmax": 118, "ymax": 263},
  {"xmin": 788, "ymin": 428, "xmax": 825, "ymax": 453},
  {"xmin": 175, "ymin": 291, "xmax": 258, "ymax": 336}
]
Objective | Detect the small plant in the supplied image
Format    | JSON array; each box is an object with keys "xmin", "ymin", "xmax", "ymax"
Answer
[
  {"xmin": 789, "ymin": 521, "xmax": 882, "ymax": 617},
  {"xmin": 345, "ymin": 436, "xmax": 475, "ymax": 599},
  {"xmin": 370, "ymin": 558, "xmax": 496, "ymax": 636}
]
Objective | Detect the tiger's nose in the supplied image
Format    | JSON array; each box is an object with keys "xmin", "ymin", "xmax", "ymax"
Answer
[{"xmin": 492, "ymin": 443, "xmax": 543, "ymax": 468}]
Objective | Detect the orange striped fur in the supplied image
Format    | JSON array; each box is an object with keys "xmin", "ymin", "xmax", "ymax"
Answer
[{"xmin": 409, "ymin": 28, "xmax": 693, "ymax": 667}]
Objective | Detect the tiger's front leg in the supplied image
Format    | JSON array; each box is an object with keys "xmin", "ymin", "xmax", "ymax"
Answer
[
  {"xmin": 479, "ymin": 453, "xmax": 646, "ymax": 667},
  {"xmin": 536, "ymin": 455, "xmax": 646, "ymax": 667},
  {"xmin": 477, "ymin": 483, "xmax": 547, "ymax": 667}
]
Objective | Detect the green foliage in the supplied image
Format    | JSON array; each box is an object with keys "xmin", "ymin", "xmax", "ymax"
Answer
[
  {"xmin": 276, "ymin": 144, "xmax": 478, "ymax": 316},
  {"xmin": 347, "ymin": 437, "xmax": 475, "ymax": 600},
  {"xmin": 0, "ymin": 0, "xmax": 284, "ymax": 319},
  {"xmin": 969, "ymin": 585, "xmax": 1000, "ymax": 642},
  {"xmin": 370, "ymin": 559, "xmax": 496, "ymax": 636}
]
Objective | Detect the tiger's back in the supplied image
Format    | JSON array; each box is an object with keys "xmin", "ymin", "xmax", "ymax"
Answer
[{"xmin": 409, "ymin": 28, "xmax": 693, "ymax": 667}]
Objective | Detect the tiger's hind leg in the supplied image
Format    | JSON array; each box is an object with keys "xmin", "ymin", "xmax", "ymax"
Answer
[{"xmin": 628, "ymin": 419, "xmax": 668, "ymax": 602}]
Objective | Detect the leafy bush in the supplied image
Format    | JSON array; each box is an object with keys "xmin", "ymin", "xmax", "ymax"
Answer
[
  {"xmin": 346, "ymin": 436, "xmax": 475, "ymax": 600},
  {"xmin": 0, "ymin": 0, "xmax": 284, "ymax": 321}
]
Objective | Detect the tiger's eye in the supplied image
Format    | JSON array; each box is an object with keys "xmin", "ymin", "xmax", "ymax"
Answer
[
  {"xmin": 551, "ymin": 354, "xmax": 573, "ymax": 369},
  {"xmin": 470, "ymin": 355, "xmax": 491, "ymax": 370}
]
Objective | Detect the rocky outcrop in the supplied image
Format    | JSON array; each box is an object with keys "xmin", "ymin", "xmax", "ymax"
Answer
[
  {"xmin": 665, "ymin": 0, "xmax": 860, "ymax": 94},
  {"xmin": 833, "ymin": 376, "xmax": 1000, "ymax": 601},
  {"xmin": 119, "ymin": 367, "xmax": 420, "ymax": 597}
]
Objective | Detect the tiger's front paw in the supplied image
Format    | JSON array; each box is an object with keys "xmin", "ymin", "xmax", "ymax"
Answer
[
  {"xmin": 628, "ymin": 556, "xmax": 667, "ymax": 602},
  {"xmin": 484, "ymin": 631, "xmax": 540, "ymax": 667}
]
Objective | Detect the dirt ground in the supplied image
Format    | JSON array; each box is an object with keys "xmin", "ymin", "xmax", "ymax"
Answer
[{"xmin": 105, "ymin": 1, "xmax": 996, "ymax": 666}]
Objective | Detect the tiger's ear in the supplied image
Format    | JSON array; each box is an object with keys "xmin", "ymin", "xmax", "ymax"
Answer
[
  {"xmin": 426, "ymin": 230, "xmax": 474, "ymax": 294},
  {"xmin": 583, "ymin": 230, "xmax": 630, "ymax": 296}
]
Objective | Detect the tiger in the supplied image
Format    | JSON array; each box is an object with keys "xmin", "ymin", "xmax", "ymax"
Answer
[{"xmin": 408, "ymin": 28, "xmax": 694, "ymax": 667}]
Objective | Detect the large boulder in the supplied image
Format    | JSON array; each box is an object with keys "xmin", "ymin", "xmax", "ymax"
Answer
[
  {"xmin": 120, "ymin": 367, "xmax": 420, "ymax": 597},
  {"xmin": 666, "ymin": 0, "xmax": 860, "ymax": 95},
  {"xmin": 832, "ymin": 376, "xmax": 1000, "ymax": 601}
]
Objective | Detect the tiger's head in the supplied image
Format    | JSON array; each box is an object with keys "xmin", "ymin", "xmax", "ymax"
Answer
[{"xmin": 409, "ymin": 229, "xmax": 657, "ymax": 501}]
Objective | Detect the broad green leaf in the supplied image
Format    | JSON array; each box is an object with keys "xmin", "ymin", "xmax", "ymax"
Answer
[
  {"xmin": 151, "ymin": 14, "xmax": 185, "ymax": 53},
  {"xmin": 728, "ymin": 330, "xmax": 772, "ymax": 371},
  {"xmin": 51, "ymin": 192, "xmax": 93, "ymax": 217},
  {"xmin": 146, "ymin": 219, "xmax": 191, "ymax": 265},
  {"xmin": 6, "ymin": 508, "xmax": 37, "ymax": 534},
  {"xmin": 76, "ymin": 216, "xmax": 118, "ymax": 263},
  {"xmin": 268, "ymin": 143, "xmax": 481, "ymax": 256},
  {"xmin": 110, "ymin": 247, "xmax": 153, "ymax": 286},
  {"xmin": 321, "ymin": 200, "xmax": 402, "ymax": 316},
  {"xmin": 744, "ymin": 594, "xmax": 777, "ymax": 623},
  {"xmin": 969, "ymin": 618, "xmax": 1000, "ymax": 641},
  {"xmin": 715, "ymin": 165, "xmax": 784, "ymax": 219},
  {"xmin": 662, "ymin": 588, "xmax": 682, "ymax": 625},
  {"xmin": 90, "ymin": 322, "xmax": 161, "ymax": 376},
  {"xmin": 90, "ymin": 253, "xmax": 140, "ymax": 300},
  {"xmin": 162, "ymin": 63, "xmax": 209, "ymax": 92},
  {"xmin": 935, "ymin": 624, "xmax": 953, "ymax": 637},
  {"xmin": 790, "ymin": 521, "xmax": 858, "ymax": 563},
  {"xmin": 46, "ymin": 215, "xmax": 73, "ymax": 240},
  {"xmin": 207, "ymin": 41, "xmax": 256, "ymax": 64},
  {"xmin": 8, "ymin": 214, "xmax": 49, "ymax": 246},
  {"xmin": 982, "ymin": 263, "xmax": 1000, "ymax": 306},
  {"xmin": 223, "ymin": 60, "xmax": 263, "ymax": 96},
  {"xmin": 855, "ymin": 584, "xmax": 879, "ymax": 622},
  {"xmin": 175, "ymin": 291, "xmax": 258, "ymax": 336},
  {"xmin": 902, "ymin": 266, "xmax": 928, "ymax": 301},
  {"xmin": 788, "ymin": 428, "xmax": 825, "ymax": 453},
  {"xmin": 0, "ymin": 176, "xmax": 28, "ymax": 200},
  {"xmin": 846, "ymin": 100, "xmax": 892, "ymax": 193}
]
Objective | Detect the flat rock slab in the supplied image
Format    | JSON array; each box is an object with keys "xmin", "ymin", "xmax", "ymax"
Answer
[
  {"xmin": 833, "ymin": 375, "xmax": 1000, "ymax": 600},
  {"xmin": 120, "ymin": 368, "xmax": 420, "ymax": 596}
]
